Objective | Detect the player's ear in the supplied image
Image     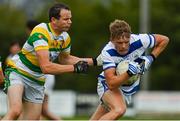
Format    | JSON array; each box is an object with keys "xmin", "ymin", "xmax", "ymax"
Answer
[{"xmin": 51, "ymin": 17, "xmax": 58, "ymax": 24}]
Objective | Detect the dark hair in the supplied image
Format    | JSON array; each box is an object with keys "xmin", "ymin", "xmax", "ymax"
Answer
[
  {"xmin": 49, "ymin": 3, "xmax": 70, "ymax": 21},
  {"xmin": 26, "ymin": 20, "xmax": 40, "ymax": 30},
  {"xmin": 10, "ymin": 40, "xmax": 20, "ymax": 47}
]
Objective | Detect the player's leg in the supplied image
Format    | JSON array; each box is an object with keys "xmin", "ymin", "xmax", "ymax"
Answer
[
  {"xmin": 41, "ymin": 94, "xmax": 60, "ymax": 120},
  {"xmin": 2, "ymin": 84, "xmax": 24, "ymax": 120},
  {"xmin": 18, "ymin": 100, "xmax": 42, "ymax": 120},
  {"xmin": 18, "ymin": 75, "xmax": 45, "ymax": 120},
  {"xmin": 2, "ymin": 71, "xmax": 24, "ymax": 120},
  {"xmin": 99, "ymin": 88, "xmax": 127, "ymax": 120},
  {"xmin": 41, "ymin": 75, "xmax": 60, "ymax": 120},
  {"xmin": 90, "ymin": 78, "xmax": 111, "ymax": 120},
  {"xmin": 90, "ymin": 103, "xmax": 108, "ymax": 120}
]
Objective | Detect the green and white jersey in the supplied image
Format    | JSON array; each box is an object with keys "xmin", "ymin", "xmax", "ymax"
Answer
[{"xmin": 7, "ymin": 23, "xmax": 71, "ymax": 85}]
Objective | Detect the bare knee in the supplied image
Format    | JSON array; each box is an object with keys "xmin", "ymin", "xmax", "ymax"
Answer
[
  {"xmin": 9, "ymin": 107, "xmax": 22, "ymax": 119},
  {"xmin": 42, "ymin": 108, "xmax": 49, "ymax": 116},
  {"xmin": 111, "ymin": 106, "xmax": 126, "ymax": 119}
]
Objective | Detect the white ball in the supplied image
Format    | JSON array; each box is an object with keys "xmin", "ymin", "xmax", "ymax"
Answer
[{"xmin": 116, "ymin": 60, "xmax": 140, "ymax": 85}]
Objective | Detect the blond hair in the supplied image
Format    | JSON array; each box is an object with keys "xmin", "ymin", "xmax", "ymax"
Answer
[{"xmin": 109, "ymin": 19, "xmax": 131, "ymax": 41}]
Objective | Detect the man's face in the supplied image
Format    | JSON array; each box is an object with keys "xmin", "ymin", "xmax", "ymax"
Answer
[
  {"xmin": 112, "ymin": 37, "xmax": 130, "ymax": 55},
  {"xmin": 10, "ymin": 44, "xmax": 21, "ymax": 55},
  {"xmin": 55, "ymin": 9, "xmax": 72, "ymax": 32}
]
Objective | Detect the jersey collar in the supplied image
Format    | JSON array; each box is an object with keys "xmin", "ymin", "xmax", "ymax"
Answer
[{"xmin": 47, "ymin": 23, "xmax": 63, "ymax": 40}]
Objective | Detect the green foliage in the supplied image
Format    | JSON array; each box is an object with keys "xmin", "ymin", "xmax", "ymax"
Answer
[
  {"xmin": 0, "ymin": 5, "xmax": 26, "ymax": 59},
  {"xmin": 150, "ymin": 0, "xmax": 180, "ymax": 90}
]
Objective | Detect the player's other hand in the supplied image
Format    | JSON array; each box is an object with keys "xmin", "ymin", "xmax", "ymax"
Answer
[
  {"xmin": 127, "ymin": 61, "xmax": 141, "ymax": 77},
  {"xmin": 139, "ymin": 54, "xmax": 155, "ymax": 72},
  {"xmin": 74, "ymin": 61, "xmax": 89, "ymax": 73},
  {"xmin": 92, "ymin": 54, "xmax": 103, "ymax": 66}
]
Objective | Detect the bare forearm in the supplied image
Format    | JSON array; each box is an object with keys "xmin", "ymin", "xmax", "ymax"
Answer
[
  {"xmin": 106, "ymin": 72, "xmax": 130, "ymax": 90},
  {"xmin": 59, "ymin": 54, "xmax": 93, "ymax": 65},
  {"xmin": 152, "ymin": 34, "xmax": 169, "ymax": 57},
  {"xmin": 40, "ymin": 62, "xmax": 74, "ymax": 75},
  {"xmin": 61, "ymin": 55, "xmax": 79, "ymax": 65},
  {"xmin": 66, "ymin": 56, "xmax": 93, "ymax": 65},
  {"xmin": 36, "ymin": 50, "xmax": 76, "ymax": 74}
]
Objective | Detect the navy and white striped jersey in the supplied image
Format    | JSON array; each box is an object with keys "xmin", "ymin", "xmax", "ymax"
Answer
[{"xmin": 98, "ymin": 34, "xmax": 155, "ymax": 94}]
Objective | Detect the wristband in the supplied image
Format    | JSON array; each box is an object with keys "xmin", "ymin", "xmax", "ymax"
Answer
[
  {"xmin": 127, "ymin": 70, "xmax": 133, "ymax": 77},
  {"xmin": 150, "ymin": 54, "xmax": 156, "ymax": 61},
  {"xmin": 92, "ymin": 58, "xmax": 97, "ymax": 66}
]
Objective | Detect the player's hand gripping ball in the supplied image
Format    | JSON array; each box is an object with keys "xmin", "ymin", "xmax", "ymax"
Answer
[{"xmin": 116, "ymin": 60, "xmax": 140, "ymax": 85}]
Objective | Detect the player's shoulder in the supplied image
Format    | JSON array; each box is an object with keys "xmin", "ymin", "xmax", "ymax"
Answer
[
  {"xmin": 130, "ymin": 33, "xmax": 140, "ymax": 40},
  {"xmin": 130, "ymin": 33, "xmax": 153, "ymax": 40},
  {"xmin": 31, "ymin": 23, "xmax": 49, "ymax": 36},
  {"xmin": 103, "ymin": 41, "xmax": 115, "ymax": 51},
  {"xmin": 130, "ymin": 33, "xmax": 155, "ymax": 48},
  {"xmin": 101, "ymin": 41, "xmax": 117, "ymax": 57},
  {"xmin": 130, "ymin": 33, "xmax": 149, "ymax": 43},
  {"xmin": 34, "ymin": 23, "xmax": 47, "ymax": 29}
]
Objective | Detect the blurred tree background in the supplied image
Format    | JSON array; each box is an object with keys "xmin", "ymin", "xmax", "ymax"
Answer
[{"xmin": 0, "ymin": 0, "xmax": 179, "ymax": 92}]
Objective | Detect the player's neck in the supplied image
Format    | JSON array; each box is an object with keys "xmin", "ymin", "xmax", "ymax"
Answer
[{"xmin": 49, "ymin": 23, "xmax": 62, "ymax": 36}]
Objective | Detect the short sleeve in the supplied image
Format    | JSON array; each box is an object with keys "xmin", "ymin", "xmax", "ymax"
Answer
[
  {"xmin": 28, "ymin": 33, "xmax": 49, "ymax": 51},
  {"xmin": 101, "ymin": 49, "xmax": 116, "ymax": 70},
  {"xmin": 138, "ymin": 34, "xmax": 156, "ymax": 49}
]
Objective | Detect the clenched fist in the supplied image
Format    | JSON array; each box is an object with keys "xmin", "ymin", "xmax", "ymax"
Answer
[{"xmin": 74, "ymin": 61, "xmax": 89, "ymax": 73}]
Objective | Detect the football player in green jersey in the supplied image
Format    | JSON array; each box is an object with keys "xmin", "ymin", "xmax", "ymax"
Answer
[{"xmin": 2, "ymin": 3, "xmax": 100, "ymax": 120}]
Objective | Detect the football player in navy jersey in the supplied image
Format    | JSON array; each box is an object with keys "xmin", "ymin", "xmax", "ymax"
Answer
[{"xmin": 90, "ymin": 19, "xmax": 169, "ymax": 120}]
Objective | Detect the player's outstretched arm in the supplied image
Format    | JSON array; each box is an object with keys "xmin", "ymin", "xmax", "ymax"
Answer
[
  {"xmin": 58, "ymin": 52, "xmax": 94, "ymax": 66},
  {"xmin": 36, "ymin": 50, "xmax": 88, "ymax": 74}
]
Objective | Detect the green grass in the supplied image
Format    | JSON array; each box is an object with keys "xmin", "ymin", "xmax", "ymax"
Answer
[
  {"xmin": 63, "ymin": 114, "xmax": 180, "ymax": 120},
  {"xmin": 63, "ymin": 116, "xmax": 137, "ymax": 120},
  {"xmin": 1, "ymin": 114, "xmax": 180, "ymax": 120}
]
